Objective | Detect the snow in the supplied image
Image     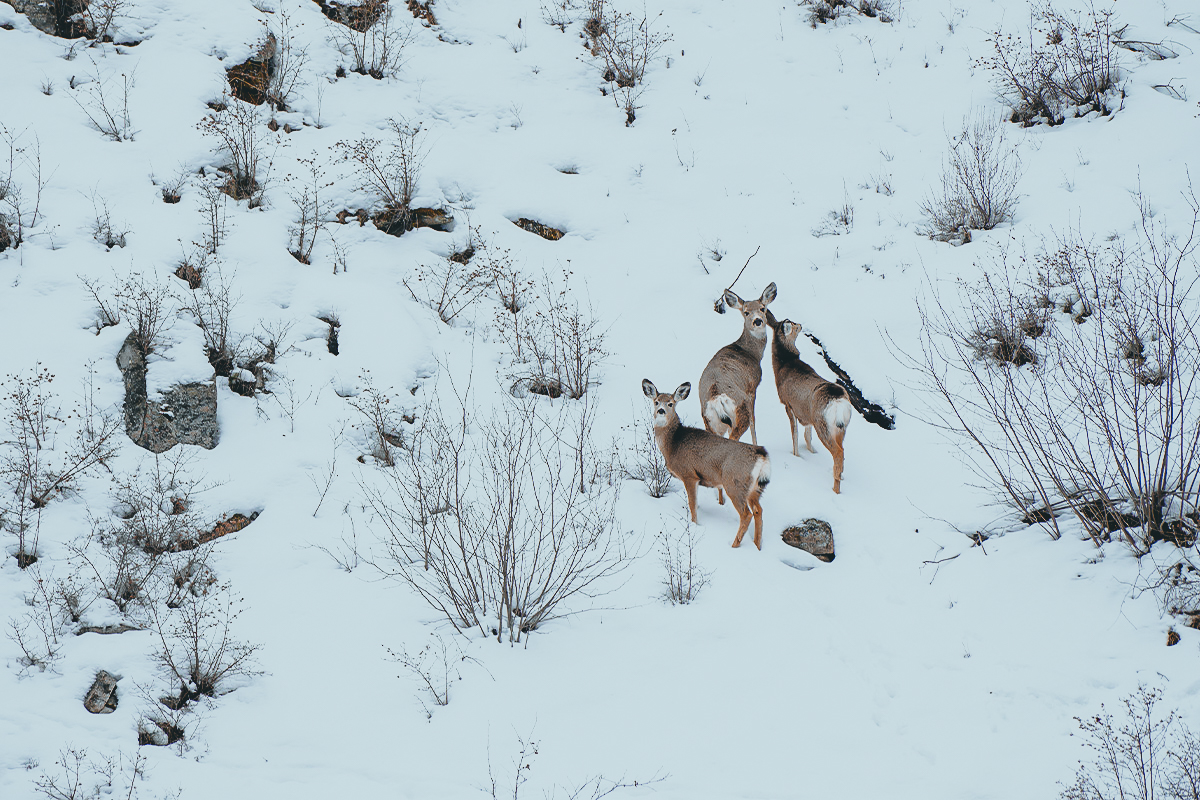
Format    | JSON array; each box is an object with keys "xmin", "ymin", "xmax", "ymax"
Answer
[{"xmin": 2, "ymin": 0, "xmax": 1200, "ymax": 797}]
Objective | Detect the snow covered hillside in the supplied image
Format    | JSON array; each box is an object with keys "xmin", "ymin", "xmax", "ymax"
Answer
[{"xmin": 2, "ymin": 0, "xmax": 1200, "ymax": 797}]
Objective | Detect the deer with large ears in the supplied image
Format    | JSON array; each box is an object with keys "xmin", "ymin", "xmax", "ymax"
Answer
[
  {"xmin": 698, "ymin": 283, "xmax": 778, "ymax": 448},
  {"xmin": 642, "ymin": 380, "xmax": 771, "ymax": 549},
  {"xmin": 769, "ymin": 317, "xmax": 853, "ymax": 494}
]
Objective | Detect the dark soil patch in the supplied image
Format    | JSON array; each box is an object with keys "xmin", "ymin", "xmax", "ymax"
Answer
[
  {"xmin": 174, "ymin": 262, "xmax": 203, "ymax": 289},
  {"xmin": 318, "ymin": 315, "xmax": 341, "ymax": 355},
  {"xmin": 449, "ymin": 244, "xmax": 475, "ymax": 264},
  {"xmin": 513, "ymin": 217, "xmax": 565, "ymax": 241},
  {"xmin": 198, "ymin": 511, "xmax": 258, "ymax": 545},
  {"xmin": 314, "ymin": 0, "xmax": 383, "ymax": 31},
  {"xmin": 407, "ymin": 0, "xmax": 436, "ymax": 24},
  {"xmin": 226, "ymin": 34, "xmax": 276, "ymax": 105},
  {"xmin": 372, "ymin": 205, "xmax": 453, "ymax": 236},
  {"xmin": 525, "ymin": 378, "xmax": 564, "ymax": 399}
]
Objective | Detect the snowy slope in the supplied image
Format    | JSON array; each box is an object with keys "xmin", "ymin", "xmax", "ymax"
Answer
[{"xmin": 2, "ymin": 0, "xmax": 1200, "ymax": 797}]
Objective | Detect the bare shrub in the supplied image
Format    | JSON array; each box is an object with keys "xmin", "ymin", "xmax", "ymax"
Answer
[
  {"xmin": 89, "ymin": 193, "xmax": 127, "ymax": 249},
  {"xmin": 115, "ymin": 273, "xmax": 175, "ymax": 355},
  {"xmin": 0, "ymin": 124, "xmax": 49, "ymax": 250},
  {"xmin": 346, "ymin": 374, "xmax": 411, "ymax": 466},
  {"xmin": 800, "ymin": 0, "xmax": 892, "ymax": 27},
  {"xmin": 920, "ymin": 114, "xmax": 1021, "ymax": 238},
  {"xmin": 510, "ymin": 274, "xmax": 608, "ymax": 400},
  {"xmin": 7, "ymin": 571, "xmax": 66, "ymax": 672},
  {"xmin": 81, "ymin": 276, "xmax": 121, "ymax": 334},
  {"xmin": 811, "ymin": 193, "xmax": 855, "ymax": 238},
  {"xmin": 178, "ymin": 264, "xmax": 240, "ymax": 376},
  {"xmin": 267, "ymin": 6, "xmax": 309, "ymax": 111},
  {"xmin": 619, "ymin": 413, "xmax": 671, "ymax": 497},
  {"xmin": 334, "ymin": 118, "xmax": 424, "ymax": 233},
  {"xmin": 327, "ymin": 0, "xmax": 413, "ymax": 79},
  {"xmin": 387, "ymin": 631, "xmax": 478, "ymax": 717},
  {"xmin": 587, "ymin": 1, "xmax": 672, "ymax": 125},
  {"xmin": 983, "ymin": 1, "xmax": 1122, "ymax": 125},
  {"xmin": 1, "ymin": 367, "xmax": 121, "ymax": 567},
  {"xmin": 286, "ymin": 155, "xmax": 332, "ymax": 264},
  {"xmin": 150, "ymin": 582, "xmax": 262, "ymax": 706},
  {"xmin": 909, "ymin": 194, "xmax": 1200, "ymax": 553},
  {"xmin": 82, "ymin": 0, "xmax": 130, "ymax": 43},
  {"xmin": 70, "ymin": 60, "xmax": 134, "ymax": 141},
  {"xmin": 197, "ymin": 178, "xmax": 229, "ymax": 254},
  {"xmin": 403, "ymin": 258, "xmax": 491, "ymax": 325},
  {"xmin": 1061, "ymin": 685, "xmax": 1200, "ymax": 800},
  {"xmin": 659, "ymin": 525, "xmax": 709, "ymax": 604},
  {"xmin": 364, "ymin": 394, "xmax": 630, "ymax": 643},
  {"xmin": 198, "ymin": 98, "xmax": 275, "ymax": 202}
]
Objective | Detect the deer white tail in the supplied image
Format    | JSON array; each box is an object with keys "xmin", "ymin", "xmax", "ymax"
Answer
[
  {"xmin": 750, "ymin": 454, "xmax": 771, "ymax": 489},
  {"xmin": 705, "ymin": 394, "xmax": 737, "ymax": 430},
  {"xmin": 825, "ymin": 397, "xmax": 853, "ymax": 432}
]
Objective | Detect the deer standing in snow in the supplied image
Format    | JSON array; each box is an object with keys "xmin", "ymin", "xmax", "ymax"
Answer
[
  {"xmin": 699, "ymin": 282, "xmax": 777, "ymax": 446},
  {"xmin": 642, "ymin": 380, "xmax": 771, "ymax": 549},
  {"xmin": 769, "ymin": 317, "xmax": 853, "ymax": 494}
]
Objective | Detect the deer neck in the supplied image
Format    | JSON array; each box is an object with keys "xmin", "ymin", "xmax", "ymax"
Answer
[
  {"xmin": 653, "ymin": 411, "xmax": 681, "ymax": 449},
  {"xmin": 734, "ymin": 326, "xmax": 768, "ymax": 362}
]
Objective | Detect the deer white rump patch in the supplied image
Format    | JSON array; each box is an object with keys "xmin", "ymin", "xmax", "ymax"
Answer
[
  {"xmin": 751, "ymin": 455, "xmax": 771, "ymax": 487},
  {"xmin": 825, "ymin": 397, "xmax": 853, "ymax": 432},
  {"xmin": 705, "ymin": 394, "xmax": 737, "ymax": 431}
]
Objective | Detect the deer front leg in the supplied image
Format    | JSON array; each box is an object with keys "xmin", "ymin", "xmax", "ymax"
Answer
[
  {"xmin": 683, "ymin": 478, "xmax": 700, "ymax": 523},
  {"xmin": 804, "ymin": 424, "xmax": 817, "ymax": 454}
]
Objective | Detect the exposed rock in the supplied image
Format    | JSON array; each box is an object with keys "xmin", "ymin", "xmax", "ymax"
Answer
[
  {"xmin": 781, "ymin": 518, "xmax": 835, "ymax": 562},
  {"xmin": 371, "ymin": 205, "xmax": 453, "ymax": 236},
  {"xmin": 77, "ymin": 623, "xmax": 141, "ymax": 635},
  {"xmin": 1168, "ymin": 628, "xmax": 1181, "ymax": 646},
  {"xmin": 117, "ymin": 334, "xmax": 219, "ymax": 453},
  {"xmin": 198, "ymin": 511, "xmax": 259, "ymax": 545},
  {"xmin": 227, "ymin": 33, "xmax": 277, "ymax": 105},
  {"xmin": 83, "ymin": 670, "xmax": 119, "ymax": 714},
  {"xmin": 5, "ymin": 0, "xmax": 89, "ymax": 39},
  {"xmin": 513, "ymin": 217, "xmax": 565, "ymax": 241},
  {"xmin": 313, "ymin": 0, "xmax": 382, "ymax": 32}
]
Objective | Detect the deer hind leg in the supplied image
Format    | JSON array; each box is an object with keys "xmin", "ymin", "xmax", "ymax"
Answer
[
  {"xmin": 815, "ymin": 423, "xmax": 846, "ymax": 494},
  {"xmin": 729, "ymin": 492, "xmax": 752, "ymax": 548},
  {"xmin": 803, "ymin": 424, "xmax": 817, "ymax": 454},
  {"xmin": 747, "ymin": 490, "xmax": 764, "ymax": 550},
  {"xmin": 730, "ymin": 402, "xmax": 753, "ymax": 444},
  {"xmin": 683, "ymin": 478, "xmax": 701, "ymax": 523}
]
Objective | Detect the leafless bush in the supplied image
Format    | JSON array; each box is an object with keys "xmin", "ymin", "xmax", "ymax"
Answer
[
  {"xmin": 387, "ymin": 631, "xmax": 477, "ymax": 717},
  {"xmin": 587, "ymin": 1, "xmax": 672, "ymax": 125},
  {"xmin": 0, "ymin": 124, "xmax": 48, "ymax": 251},
  {"xmin": 287, "ymin": 155, "xmax": 332, "ymax": 264},
  {"xmin": 1061, "ymin": 686, "xmax": 1200, "ymax": 800},
  {"xmin": 115, "ymin": 273, "xmax": 175, "ymax": 355},
  {"xmin": 328, "ymin": 0, "xmax": 413, "ymax": 79},
  {"xmin": 620, "ymin": 413, "xmax": 671, "ymax": 497},
  {"xmin": 179, "ymin": 264, "xmax": 240, "ymax": 376},
  {"xmin": 72, "ymin": 454, "xmax": 211, "ymax": 617},
  {"xmin": 541, "ymin": 0, "xmax": 579, "ymax": 32},
  {"xmin": 659, "ymin": 525, "xmax": 709, "ymax": 604},
  {"xmin": 346, "ymin": 374, "xmax": 410, "ymax": 466},
  {"xmin": 70, "ymin": 60, "xmax": 134, "ymax": 141},
  {"xmin": 82, "ymin": 0, "xmax": 129, "ymax": 43},
  {"xmin": 983, "ymin": 1, "xmax": 1122, "ymax": 125},
  {"xmin": 197, "ymin": 98, "xmax": 275, "ymax": 202},
  {"xmin": 334, "ymin": 118, "xmax": 424, "ymax": 233},
  {"xmin": 80, "ymin": 276, "xmax": 121, "ymax": 334},
  {"xmin": 403, "ymin": 258, "xmax": 491, "ymax": 325},
  {"xmin": 7, "ymin": 571, "xmax": 65, "ymax": 672},
  {"xmin": 197, "ymin": 178, "xmax": 229, "ymax": 254},
  {"xmin": 158, "ymin": 166, "xmax": 188, "ymax": 204},
  {"xmin": 511, "ymin": 274, "xmax": 608, "ymax": 400},
  {"xmin": 150, "ymin": 582, "xmax": 262, "ymax": 707},
  {"xmin": 800, "ymin": 0, "xmax": 892, "ymax": 27},
  {"xmin": 267, "ymin": 6, "xmax": 309, "ymax": 111},
  {"xmin": 488, "ymin": 730, "xmax": 664, "ymax": 799},
  {"xmin": 909, "ymin": 194, "xmax": 1200, "ymax": 553},
  {"xmin": 1, "ymin": 367, "xmax": 121, "ymax": 567},
  {"xmin": 811, "ymin": 194, "xmax": 855, "ymax": 238},
  {"xmin": 365, "ymin": 393, "xmax": 630, "ymax": 643},
  {"xmin": 920, "ymin": 114, "xmax": 1021, "ymax": 238},
  {"xmin": 89, "ymin": 193, "xmax": 127, "ymax": 249}
]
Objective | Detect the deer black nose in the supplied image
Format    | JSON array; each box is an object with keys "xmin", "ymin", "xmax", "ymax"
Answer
[
  {"xmin": 753, "ymin": 318, "xmax": 763, "ymax": 326},
  {"xmin": 657, "ymin": 408, "xmax": 665, "ymax": 415}
]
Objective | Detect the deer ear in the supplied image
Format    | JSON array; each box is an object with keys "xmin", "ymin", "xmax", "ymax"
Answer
[
  {"xmin": 723, "ymin": 289, "xmax": 743, "ymax": 310},
  {"xmin": 780, "ymin": 321, "xmax": 794, "ymax": 337},
  {"xmin": 642, "ymin": 379, "xmax": 658, "ymax": 398},
  {"xmin": 674, "ymin": 383, "xmax": 692, "ymax": 402},
  {"xmin": 760, "ymin": 282, "xmax": 778, "ymax": 306}
]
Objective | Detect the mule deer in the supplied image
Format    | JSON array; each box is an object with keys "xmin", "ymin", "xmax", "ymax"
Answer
[
  {"xmin": 699, "ymin": 283, "xmax": 777, "ymax": 447},
  {"xmin": 769, "ymin": 318, "xmax": 853, "ymax": 493},
  {"xmin": 642, "ymin": 379, "xmax": 771, "ymax": 549}
]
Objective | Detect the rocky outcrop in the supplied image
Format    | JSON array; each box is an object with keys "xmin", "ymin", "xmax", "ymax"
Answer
[
  {"xmin": 83, "ymin": 670, "xmax": 119, "ymax": 714},
  {"xmin": 227, "ymin": 33, "xmax": 277, "ymax": 105},
  {"xmin": 117, "ymin": 334, "xmax": 218, "ymax": 453},
  {"xmin": 781, "ymin": 518, "xmax": 835, "ymax": 562},
  {"xmin": 5, "ymin": 0, "xmax": 90, "ymax": 38}
]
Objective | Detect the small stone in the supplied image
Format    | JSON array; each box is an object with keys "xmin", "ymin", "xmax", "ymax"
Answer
[
  {"xmin": 781, "ymin": 518, "xmax": 835, "ymax": 562},
  {"xmin": 83, "ymin": 670, "xmax": 119, "ymax": 714},
  {"xmin": 1168, "ymin": 628, "xmax": 1182, "ymax": 646}
]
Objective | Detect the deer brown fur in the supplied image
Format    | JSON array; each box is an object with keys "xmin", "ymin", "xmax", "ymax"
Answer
[
  {"xmin": 698, "ymin": 283, "xmax": 777, "ymax": 447},
  {"xmin": 642, "ymin": 380, "xmax": 771, "ymax": 549},
  {"xmin": 769, "ymin": 317, "xmax": 853, "ymax": 494}
]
